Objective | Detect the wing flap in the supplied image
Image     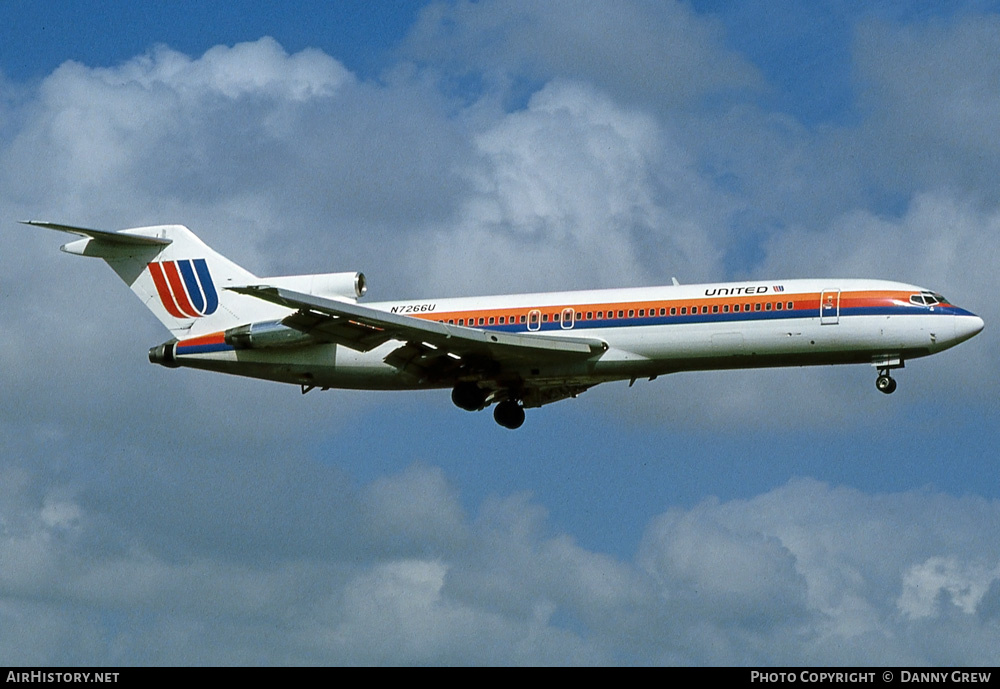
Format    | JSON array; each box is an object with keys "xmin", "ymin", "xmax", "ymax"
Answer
[{"xmin": 281, "ymin": 308, "xmax": 393, "ymax": 352}]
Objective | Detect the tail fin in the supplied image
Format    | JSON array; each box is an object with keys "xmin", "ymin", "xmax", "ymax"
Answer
[{"xmin": 24, "ymin": 221, "xmax": 285, "ymax": 338}]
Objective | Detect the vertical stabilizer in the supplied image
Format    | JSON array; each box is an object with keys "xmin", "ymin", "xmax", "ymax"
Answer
[{"xmin": 24, "ymin": 222, "xmax": 288, "ymax": 337}]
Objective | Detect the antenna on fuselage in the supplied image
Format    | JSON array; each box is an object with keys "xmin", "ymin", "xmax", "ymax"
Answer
[{"xmin": 671, "ymin": 277, "xmax": 680, "ymax": 286}]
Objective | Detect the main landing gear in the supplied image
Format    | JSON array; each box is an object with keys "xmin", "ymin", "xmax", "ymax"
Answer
[
  {"xmin": 452, "ymin": 383, "xmax": 525, "ymax": 429},
  {"xmin": 493, "ymin": 399, "xmax": 525, "ymax": 430},
  {"xmin": 451, "ymin": 381, "xmax": 488, "ymax": 411}
]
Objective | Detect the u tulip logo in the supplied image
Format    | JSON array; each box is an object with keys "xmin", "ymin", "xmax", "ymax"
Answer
[{"xmin": 148, "ymin": 259, "xmax": 219, "ymax": 318}]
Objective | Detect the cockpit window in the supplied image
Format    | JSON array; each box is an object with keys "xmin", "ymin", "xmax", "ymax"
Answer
[{"xmin": 910, "ymin": 291, "xmax": 949, "ymax": 307}]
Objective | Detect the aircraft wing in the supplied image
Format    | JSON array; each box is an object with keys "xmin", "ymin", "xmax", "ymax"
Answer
[{"xmin": 230, "ymin": 285, "xmax": 607, "ymax": 382}]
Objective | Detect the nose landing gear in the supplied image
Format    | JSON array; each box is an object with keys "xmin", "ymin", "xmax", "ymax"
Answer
[
  {"xmin": 873, "ymin": 355, "xmax": 903, "ymax": 395},
  {"xmin": 876, "ymin": 373, "xmax": 897, "ymax": 394}
]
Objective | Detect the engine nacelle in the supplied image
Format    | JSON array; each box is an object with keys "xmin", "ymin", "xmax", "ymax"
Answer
[
  {"xmin": 261, "ymin": 271, "xmax": 367, "ymax": 300},
  {"xmin": 224, "ymin": 320, "xmax": 314, "ymax": 349}
]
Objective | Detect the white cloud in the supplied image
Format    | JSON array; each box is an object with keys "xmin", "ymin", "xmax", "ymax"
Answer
[
  {"xmin": 413, "ymin": 80, "xmax": 728, "ymax": 295},
  {"xmin": 636, "ymin": 479, "xmax": 1000, "ymax": 664},
  {"xmin": 3, "ymin": 470, "xmax": 999, "ymax": 665},
  {"xmin": 404, "ymin": 0, "xmax": 761, "ymax": 108},
  {"xmin": 124, "ymin": 38, "xmax": 352, "ymax": 101},
  {"xmin": 898, "ymin": 556, "xmax": 1000, "ymax": 619}
]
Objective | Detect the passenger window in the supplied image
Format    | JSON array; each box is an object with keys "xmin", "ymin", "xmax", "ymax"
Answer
[
  {"xmin": 488, "ymin": 317, "xmax": 495, "ymax": 325},
  {"xmin": 670, "ymin": 307, "xmax": 676, "ymax": 315},
  {"xmin": 618, "ymin": 310, "xmax": 624, "ymax": 318},
  {"xmin": 755, "ymin": 303, "xmax": 762, "ymax": 311},
  {"xmin": 765, "ymin": 303, "xmax": 772, "ymax": 311},
  {"xmin": 712, "ymin": 305, "xmax": 719, "ymax": 314}
]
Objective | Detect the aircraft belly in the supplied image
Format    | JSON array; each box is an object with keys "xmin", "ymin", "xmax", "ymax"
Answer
[
  {"xmin": 588, "ymin": 314, "xmax": 946, "ymax": 379},
  {"xmin": 173, "ymin": 342, "xmax": 423, "ymax": 390}
]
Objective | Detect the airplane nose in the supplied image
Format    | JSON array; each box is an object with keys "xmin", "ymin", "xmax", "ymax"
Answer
[{"xmin": 954, "ymin": 314, "xmax": 985, "ymax": 343}]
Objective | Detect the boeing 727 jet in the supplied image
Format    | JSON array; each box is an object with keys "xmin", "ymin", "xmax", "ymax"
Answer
[{"xmin": 25, "ymin": 221, "xmax": 984, "ymax": 428}]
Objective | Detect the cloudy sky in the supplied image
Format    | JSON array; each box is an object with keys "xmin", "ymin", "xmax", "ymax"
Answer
[{"xmin": 1, "ymin": 0, "xmax": 998, "ymax": 666}]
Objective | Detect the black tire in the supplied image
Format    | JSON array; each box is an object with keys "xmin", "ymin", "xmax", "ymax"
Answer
[
  {"xmin": 876, "ymin": 375, "xmax": 897, "ymax": 394},
  {"xmin": 493, "ymin": 400, "xmax": 525, "ymax": 429},
  {"xmin": 452, "ymin": 382, "xmax": 487, "ymax": 411}
]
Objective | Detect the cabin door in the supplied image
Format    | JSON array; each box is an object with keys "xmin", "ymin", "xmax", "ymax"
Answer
[{"xmin": 820, "ymin": 289, "xmax": 841, "ymax": 325}]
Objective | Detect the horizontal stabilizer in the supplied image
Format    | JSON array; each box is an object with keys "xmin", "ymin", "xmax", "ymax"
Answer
[{"xmin": 21, "ymin": 221, "xmax": 172, "ymax": 247}]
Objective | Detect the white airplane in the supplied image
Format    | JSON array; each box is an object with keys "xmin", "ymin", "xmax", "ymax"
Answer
[{"xmin": 26, "ymin": 221, "xmax": 984, "ymax": 429}]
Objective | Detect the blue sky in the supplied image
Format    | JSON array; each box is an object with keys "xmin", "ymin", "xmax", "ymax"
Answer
[{"xmin": 1, "ymin": 0, "xmax": 999, "ymax": 666}]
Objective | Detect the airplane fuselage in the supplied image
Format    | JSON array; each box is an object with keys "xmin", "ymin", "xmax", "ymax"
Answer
[{"xmin": 169, "ymin": 277, "xmax": 983, "ymax": 399}]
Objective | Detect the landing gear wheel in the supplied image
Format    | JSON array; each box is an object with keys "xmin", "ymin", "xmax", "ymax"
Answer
[
  {"xmin": 493, "ymin": 400, "xmax": 525, "ymax": 429},
  {"xmin": 876, "ymin": 374, "xmax": 897, "ymax": 394},
  {"xmin": 452, "ymin": 382, "xmax": 487, "ymax": 411}
]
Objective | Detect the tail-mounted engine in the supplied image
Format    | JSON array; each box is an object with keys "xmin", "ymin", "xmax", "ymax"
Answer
[{"xmin": 260, "ymin": 271, "xmax": 366, "ymax": 300}]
